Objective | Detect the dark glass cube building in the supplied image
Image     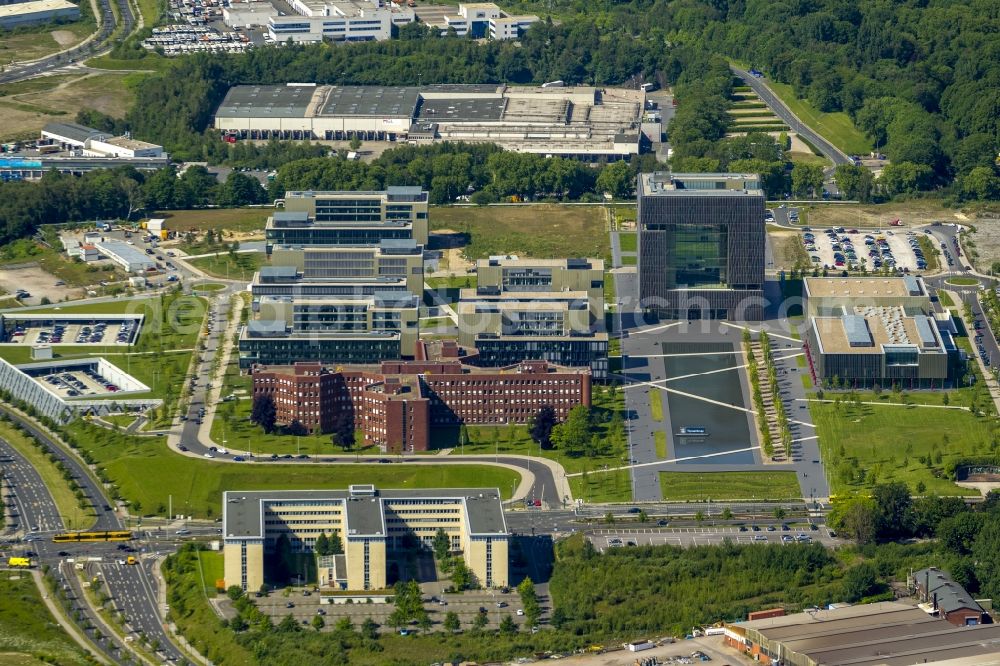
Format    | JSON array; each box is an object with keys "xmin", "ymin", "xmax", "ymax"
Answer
[{"xmin": 637, "ymin": 172, "xmax": 766, "ymax": 320}]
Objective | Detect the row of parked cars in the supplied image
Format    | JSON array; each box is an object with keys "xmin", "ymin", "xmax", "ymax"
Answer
[{"xmin": 974, "ymin": 320, "xmax": 991, "ymax": 367}]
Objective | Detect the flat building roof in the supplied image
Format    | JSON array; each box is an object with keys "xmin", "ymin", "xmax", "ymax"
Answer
[
  {"xmin": 805, "ymin": 276, "xmax": 926, "ymax": 299},
  {"xmin": 223, "ymin": 488, "xmax": 507, "ymax": 539},
  {"xmin": 812, "ymin": 308, "xmax": 942, "ymax": 355},
  {"xmin": 317, "ymin": 86, "xmax": 421, "ymax": 119},
  {"xmin": 215, "ymin": 85, "xmax": 315, "ymax": 119},
  {"xmin": 638, "ymin": 171, "xmax": 763, "ymax": 196},
  {"xmin": 0, "ymin": 0, "xmax": 78, "ymax": 18}
]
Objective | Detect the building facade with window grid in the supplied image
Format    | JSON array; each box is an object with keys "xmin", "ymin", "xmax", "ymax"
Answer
[
  {"xmin": 251, "ymin": 347, "xmax": 591, "ymax": 452},
  {"xmin": 223, "ymin": 485, "xmax": 508, "ymax": 593},
  {"xmin": 637, "ymin": 172, "xmax": 765, "ymax": 320}
]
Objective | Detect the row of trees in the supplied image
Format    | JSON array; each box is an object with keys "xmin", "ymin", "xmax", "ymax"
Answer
[{"xmin": 0, "ymin": 165, "xmax": 268, "ymax": 247}]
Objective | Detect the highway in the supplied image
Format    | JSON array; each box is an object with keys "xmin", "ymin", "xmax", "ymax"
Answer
[
  {"xmin": 0, "ymin": 0, "xmax": 136, "ymax": 85},
  {"xmin": 729, "ymin": 65, "xmax": 851, "ymax": 169},
  {"xmin": 0, "ymin": 406, "xmax": 188, "ymax": 664}
]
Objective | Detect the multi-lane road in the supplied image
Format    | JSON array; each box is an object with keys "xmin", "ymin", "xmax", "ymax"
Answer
[{"xmin": 1, "ymin": 407, "xmax": 187, "ymax": 664}]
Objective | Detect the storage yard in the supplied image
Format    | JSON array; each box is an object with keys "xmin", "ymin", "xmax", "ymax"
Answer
[{"xmin": 213, "ymin": 83, "xmax": 645, "ymax": 158}]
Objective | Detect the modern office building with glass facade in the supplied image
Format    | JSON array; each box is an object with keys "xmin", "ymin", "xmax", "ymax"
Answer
[
  {"xmin": 267, "ymin": 239, "xmax": 425, "ymax": 296},
  {"xmin": 266, "ymin": 187, "xmax": 429, "ymax": 254},
  {"xmin": 802, "ymin": 277, "xmax": 961, "ymax": 388},
  {"xmin": 637, "ymin": 172, "xmax": 765, "ymax": 320}
]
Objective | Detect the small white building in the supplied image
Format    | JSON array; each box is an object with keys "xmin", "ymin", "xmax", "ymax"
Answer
[
  {"xmin": 94, "ymin": 241, "xmax": 156, "ymax": 273},
  {"xmin": 84, "ymin": 136, "xmax": 164, "ymax": 159},
  {"xmin": 434, "ymin": 3, "xmax": 537, "ymax": 40},
  {"xmin": 223, "ymin": 1, "xmax": 276, "ymax": 27}
]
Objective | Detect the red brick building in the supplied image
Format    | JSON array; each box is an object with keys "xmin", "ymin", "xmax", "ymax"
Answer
[{"xmin": 251, "ymin": 341, "xmax": 592, "ymax": 453}]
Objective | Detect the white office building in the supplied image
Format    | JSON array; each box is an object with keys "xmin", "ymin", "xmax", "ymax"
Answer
[
  {"xmin": 266, "ymin": 0, "xmax": 413, "ymax": 43},
  {"xmin": 94, "ymin": 241, "xmax": 156, "ymax": 273}
]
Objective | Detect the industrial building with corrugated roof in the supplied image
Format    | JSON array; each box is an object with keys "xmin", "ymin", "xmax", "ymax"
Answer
[
  {"xmin": 214, "ymin": 83, "xmax": 644, "ymax": 159},
  {"xmin": 723, "ymin": 601, "xmax": 1000, "ymax": 666}
]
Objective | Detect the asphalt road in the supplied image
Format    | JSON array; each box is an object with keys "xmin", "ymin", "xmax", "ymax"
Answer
[
  {"xmin": 0, "ymin": 0, "xmax": 135, "ymax": 84},
  {"xmin": 729, "ymin": 65, "xmax": 851, "ymax": 167},
  {"xmin": 0, "ymin": 406, "xmax": 187, "ymax": 664}
]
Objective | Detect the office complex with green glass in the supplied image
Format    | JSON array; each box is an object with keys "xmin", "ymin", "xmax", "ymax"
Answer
[{"xmin": 637, "ymin": 172, "xmax": 766, "ymax": 320}]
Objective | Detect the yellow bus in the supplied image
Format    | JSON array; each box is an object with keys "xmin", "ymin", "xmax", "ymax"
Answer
[
  {"xmin": 52, "ymin": 530, "xmax": 133, "ymax": 543},
  {"xmin": 7, "ymin": 557, "xmax": 33, "ymax": 568}
]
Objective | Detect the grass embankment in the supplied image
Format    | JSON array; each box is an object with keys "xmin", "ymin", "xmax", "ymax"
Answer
[
  {"xmin": 945, "ymin": 277, "xmax": 979, "ymax": 286},
  {"xmin": 188, "ymin": 253, "xmax": 266, "ymax": 281},
  {"xmin": 659, "ymin": 471, "xmax": 802, "ymax": 501},
  {"xmin": 0, "ymin": 421, "xmax": 93, "ymax": 530},
  {"xmin": 618, "ymin": 233, "xmax": 637, "ymax": 253},
  {"xmin": 764, "ymin": 80, "xmax": 871, "ymax": 156},
  {"xmin": 154, "ymin": 208, "xmax": 271, "ymax": 234},
  {"xmin": 0, "ymin": 573, "xmax": 91, "ymax": 666},
  {"xmin": 65, "ymin": 422, "xmax": 520, "ymax": 518},
  {"xmin": 430, "ymin": 205, "xmax": 610, "ymax": 264},
  {"xmin": 938, "ymin": 290, "xmax": 955, "ymax": 307},
  {"xmin": 812, "ymin": 388, "xmax": 996, "ymax": 495}
]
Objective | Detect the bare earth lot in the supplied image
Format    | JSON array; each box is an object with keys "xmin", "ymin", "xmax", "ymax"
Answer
[
  {"xmin": 0, "ymin": 72, "xmax": 140, "ymax": 141},
  {"xmin": 0, "ymin": 265, "xmax": 84, "ymax": 305},
  {"xmin": 802, "ymin": 200, "xmax": 954, "ymax": 230},
  {"xmin": 968, "ymin": 217, "xmax": 1000, "ymax": 269}
]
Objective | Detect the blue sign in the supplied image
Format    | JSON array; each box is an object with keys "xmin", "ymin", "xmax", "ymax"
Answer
[{"xmin": 0, "ymin": 158, "xmax": 43, "ymax": 168}]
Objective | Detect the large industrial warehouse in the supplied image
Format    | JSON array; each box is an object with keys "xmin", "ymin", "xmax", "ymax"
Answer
[{"xmin": 213, "ymin": 83, "xmax": 645, "ymax": 159}]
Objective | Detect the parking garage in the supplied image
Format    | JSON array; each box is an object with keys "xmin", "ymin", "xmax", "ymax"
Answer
[{"xmin": 0, "ymin": 313, "xmax": 143, "ymax": 346}]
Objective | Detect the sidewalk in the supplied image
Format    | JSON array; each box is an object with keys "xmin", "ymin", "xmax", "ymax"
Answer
[{"xmin": 32, "ymin": 569, "xmax": 113, "ymax": 665}]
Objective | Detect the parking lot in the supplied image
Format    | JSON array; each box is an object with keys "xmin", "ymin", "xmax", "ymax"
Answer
[
  {"xmin": 587, "ymin": 524, "xmax": 838, "ymax": 551},
  {"xmin": 35, "ymin": 367, "xmax": 123, "ymax": 397},
  {"xmin": 795, "ymin": 224, "xmax": 929, "ymax": 272},
  {"xmin": 5, "ymin": 320, "xmax": 137, "ymax": 346},
  {"xmin": 252, "ymin": 586, "xmax": 539, "ymax": 633}
]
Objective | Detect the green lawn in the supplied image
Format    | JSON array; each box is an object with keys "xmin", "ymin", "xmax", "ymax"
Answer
[
  {"xmin": 650, "ymin": 391, "xmax": 663, "ymax": 421},
  {"xmin": 0, "ymin": 421, "xmax": 94, "ymax": 529},
  {"xmin": 618, "ymin": 233, "xmax": 637, "ymax": 252},
  {"xmin": 570, "ymin": 469, "xmax": 632, "ymax": 503},
  {"xmin": 188, "ymin": 253, "xmax": 266, "ymax": 281},
  {"xmin": 654, "ymin": 431, "xmax": 667, "ymax": 459},
  {"xmin": 0, "ymin": 574, "xmax": 91, "ymax": 666},
  {"xmin": 425, "ymin": 275, "xmax": 476, "ymax": 290},
  {"xmin": 63, "ymin": 422, "xmax": 521, "ymax": 519},
  {"xmin": 197, "ymin": 551, "xmax": 225, "ymax": 596},
  {"xmin": 192, "ymin": 282, "xmax": 227, "ymax": 292},
  {"xmin": 659, "ymin": 471, "xmax": 802, "ymax": 501},
  {"xmin": 430, "ymin": 205, "xmax": 610, "ymax": 264},
  {"xmin": 151, "ymin": 209, "xmax": 270, "ymax": 233},
  {"xmin": 945, "ymin": 277, "xmax": 979, "ymax": 286},
  {"xmin": 101, "ymin": 414, "xmax": 138, "ymax": 428},
  {"xmin": 765, "ymin": 80, "xmax": 871, "ymax": 156},
  {"xmin": 621, "ymin": 255, "xmax": 637, "ymax": 266},
  {"xmin": 938, "ymin": 290, "xmax": 955, "ymax": 307},
  {"xmin": 811, "ymin": 399, "xmax": 994, "ymax": 495},
  {"xmin": 441, "ymin": 385, "xmax": 627, "ymax": 476},
  {"xmin": 917, "ymin": 236, "xmax": 940, "ymax": 271}
]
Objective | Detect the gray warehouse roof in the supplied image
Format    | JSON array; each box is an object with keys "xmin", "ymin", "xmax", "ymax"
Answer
[
  {"xmin": 42, "ymin": 122, "xmax": 105, "ymax": 144},
  {"xmin": 223, "ymin": 487, "xmax": 507, "ymax": 540},
  {"xmin": 216, "ymin": 85, "xmax": 314, "ymax": 118},
  {"xmin": 417, "ymin": 97, "xmax": 505, "ymax": 122},
  {"xmin": 317, "ymin": 86, "xmax": 421, "ymax": 118}
]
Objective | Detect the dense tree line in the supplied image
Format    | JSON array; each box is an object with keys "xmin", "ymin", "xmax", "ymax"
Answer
[
  {"xmin": 0, "ymin": 165, "xmax": 267, "ymax": 246},
  {"xmin": 267, "ymin": 142, "xmax": 659, "ymax": 204},
  {"xmin": 832, "ymin": 484, "xmax": 1000, "ymax": 600}
]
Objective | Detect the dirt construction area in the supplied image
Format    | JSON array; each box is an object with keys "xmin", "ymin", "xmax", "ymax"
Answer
[
  {"xmin": 968, "ymin": 217, "xmax": 1000, "ymax": 270},
  {"xmin": 0, "ymin": 265, "xmax": 84, "ymax": 305}
]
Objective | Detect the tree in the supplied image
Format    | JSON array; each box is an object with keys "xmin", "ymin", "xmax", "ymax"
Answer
[
  {"xmin": 311, "ymin": 614, "xmax": 326, "ymax": 631},
  {"xmin": 872, "ymin": 482, "xmax": 914, "ymax": 539},
  {"xmin": 443, "ymin": 611, "xmax": 460, "ymax": 632},
  {"xmin": 472, "ymin": 610, "xmax": 489, "ymax": 631},
  {"xmin": 331, "ymin": 410, "xmax": 354, "ymax": 451},
  {"xmin": 773, "ymin": 507, "xmax": 787, "ymax": 520},
  {"xmin": 833, "ymin": 164, "xmax": 874, "ymax": 202},
  {"xmin": 361, "ymin": 617, "xmax": 378, "ymax": 640},
  {"xmin": 721, "ymin": 507, "xmax": 733, "ymax": 520},
  {"xmin": 962, "ymin": 166, "xmax": 1000, "ymax": 201},
  {"xmin": 843, "ymin": 562, "xmax": 879, "ymax": 602},
  {"xmin": 528, "ymin": 405, "xmax": 557, "ymax": 450},
  {"xmin": 315, "ymin": 532, "xmax": 330, "ymax": 556},
  {"xmin": 433, "ymin": 528, "xmax": 450, "ymax": 560},
  {"xmin": 335, "ymin": 617, "xmax": 354, "ymax": 633},
  {"xmin": 286, "ymin": 419, "xmax": 308, "ymax": 436},
  {"xmin": 250, "ymin": 393, "xmax": 277, "ymax": 434},
  {"xmin": 229, "ymin": 615, "xmax": 248, "ymax": 632},
  {"xmin": 499, "ymin": 614, "xmax": 517, "ymax": 635},
  {"xmin": 791, "ymin": 163, "xmax": 824, "ymax": 198},
  {"xmin": 830, "ymin": 496, "xmax": 878, "ymax": 544},
  {"xmin": 595, "ymin": 161, "xmax": 633, "ymax": 199},
  {"xmin": 278, "ymin": 614, "xmax": 301, "ymax": 633},
  {"xmin": 328, "ymin": 530, "xmax": 343, "ymax": 555},
  {"xmin": 226, "ymin": 585, "xmax": 244, "ymax": 601},
  {"xmin": 550, "ymin": 405, "xmax": 592, "ymax": 456}
]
